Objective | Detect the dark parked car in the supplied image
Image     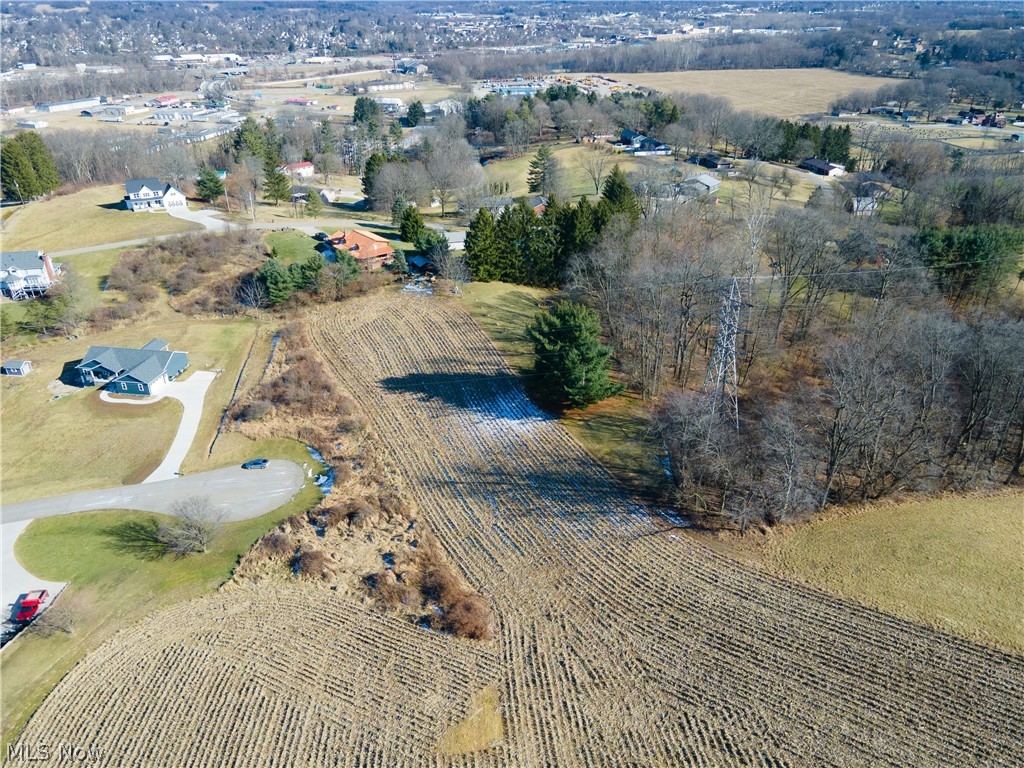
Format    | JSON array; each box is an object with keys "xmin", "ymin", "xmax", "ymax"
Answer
[
  {"xmin": 242, "ymin": 459, "xmax": 269, "ymax": 470},
  {"xmin": 313, "ymin": 231, "xmax": 329, "ymax": 241}
]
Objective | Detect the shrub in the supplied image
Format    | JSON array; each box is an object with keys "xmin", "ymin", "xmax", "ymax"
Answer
[
  {"xmin": 259, "ymin": 530, "xmax": 295, "ymax": 558},
  {"xmin": 445, "ymin": 594, "xmax": 495, "ymax": 640},
  {"xmin": 294, "ymin": 548, "xmax": 331, "ymax": 580},
  {"xmin": 346, "ymin": 498, "xmax": 379, "ymax": 529},
  {"xmin": 236, "ymin": 399, "xmax": 272, "ymax": 422}
]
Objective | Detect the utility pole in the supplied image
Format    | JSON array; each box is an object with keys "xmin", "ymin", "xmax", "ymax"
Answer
[{"xmin": 698, "ymin": 277, "xmax": 742, "ymax": 430}]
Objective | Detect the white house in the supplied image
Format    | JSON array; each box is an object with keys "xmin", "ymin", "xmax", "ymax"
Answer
[
  {"xmin": 123, "ymin": 179, "xmax": 187, "ymax": 212},
  {"xmin": 0, "ymin": 251, "xmax": 61, "ymax": 300},
  {"xmin": 680, "ymin": 173, "xmax": 721, "ymax": 196},
  {"xmin": 279, "ymin": 161, "xmax": 316, "ymax": 179}
]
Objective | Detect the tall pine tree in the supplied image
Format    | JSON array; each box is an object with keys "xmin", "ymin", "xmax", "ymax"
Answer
[
  {"xmin": 527, "ymin": 144, "xmax": 557, "ymax": 194},
  {"xmin": 466, "ymin": 207, "xmax": 501, "ymax": 281},
  {"xmin": 0, "ymin": 139, "xmax": 39, "ymax": 200},
  {"xmin": 600, "ymin": 165, "xmax": 640, "ymax": 224},
  {"xmin": 262, "ymin": 166, "xmax": 291, "ymax": 205},
  {"xmin": 17, "ymin": 132, "xmax": 59, "ymax": 194},
  {"xmin": 196, "ymin": 167, "xmax": 225, "ymax": 202},
  {"xmin": 526, "ymin": 301, "xmax": 621, "ymax": 409}
]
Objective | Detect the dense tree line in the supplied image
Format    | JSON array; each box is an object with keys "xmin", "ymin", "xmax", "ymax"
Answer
[{"xmin": 0, "ymin": 131, "xmax": 60, "ymax": 200}]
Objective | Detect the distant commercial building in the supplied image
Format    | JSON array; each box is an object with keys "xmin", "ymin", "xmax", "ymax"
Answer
[
  {"xmin": 36, "ymin": 96, "xmax": 101, "ymax": 113},
  {"xmin": 16, "ymin": 119, "xmax": 48, "ymax": 129}
]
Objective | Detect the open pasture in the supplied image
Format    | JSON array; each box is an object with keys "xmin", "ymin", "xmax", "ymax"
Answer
[
  {"xmin": 13, "ymin": 291, "xmax": 1023, "ymax": 767},
  {"xmin": 595, "ymin": 69, "xmax": 901, "ymax": 118}
]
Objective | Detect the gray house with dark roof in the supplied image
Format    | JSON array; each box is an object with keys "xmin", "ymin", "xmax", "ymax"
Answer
[{"xmin": 76, "ymin": 339, "xmax": 188, "ymax": 396}]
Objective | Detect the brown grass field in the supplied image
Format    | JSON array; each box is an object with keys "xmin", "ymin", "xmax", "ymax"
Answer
[
  {"xmin": 10, "ymin": 292, "xmax": 1024, "ymax": 767},
  {"xmin": 596, "ymin": 69, "xmax": 901, "ymax": 118}
]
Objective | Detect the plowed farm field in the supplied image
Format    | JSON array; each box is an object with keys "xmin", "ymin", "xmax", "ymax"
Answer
[{"xmin": 12, "ymin": 292, "xmax": 1024, "ymax": 767}]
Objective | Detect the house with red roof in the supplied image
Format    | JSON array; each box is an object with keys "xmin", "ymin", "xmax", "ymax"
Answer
[{"xmin": 327, "ymin": 229, "xmax": 395, "ymax": 270}]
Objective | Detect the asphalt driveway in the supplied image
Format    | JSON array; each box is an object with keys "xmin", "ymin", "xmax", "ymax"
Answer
[{"xmin": 1, "ymin": 461, "xmax": 305, "ymax": 621}]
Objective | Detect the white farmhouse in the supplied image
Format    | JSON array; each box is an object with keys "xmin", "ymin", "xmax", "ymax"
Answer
[
  {"xmin": 0, "ymin": 250, "xmax": 61, "ymax": 300},
  {"xmin": 123, "ymin": 179, "xmax": 187, "ymax": 212}
]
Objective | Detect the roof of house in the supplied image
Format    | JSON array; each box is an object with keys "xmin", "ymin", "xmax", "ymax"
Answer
[
  {"xmin": 482, "ymin": 195, "xmax": 548, "ymax": 212},
  {"xmin": 683, "ymin": 173, "xmax": 721, "ymax": 189},
  {"xmin": 327, "ymin": 229, "xmax": 395, "ymax": 258},
  {"xmin": 2, "ymin": 360, "xmax": 30, "ymax": 368},
  {"xmin": 621, "ymin": 129, "xmax": 646, "ymax": 141},
  {"xmin": 76, "ymin": 340, "xmax": 186, "ymax": 385},
  {"xmin": 124, "ymin": 178, "xmax": 163, "ymax": 195},
  {"xmin": 1, "ymin": 251, "xmax": 45, "ymax": 271},
  {"xmin": 802, "ymin": 158, "xmax": 840, "ymax": 173},
  {"xmin": 283, "ymin": 161, "xmax": 315, "ymax": 171}
]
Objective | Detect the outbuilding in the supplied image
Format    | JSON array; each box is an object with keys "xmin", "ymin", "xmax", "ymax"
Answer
[{"xmin": 1, "ymin": 360, "xmax": 32, "ymax": 376}]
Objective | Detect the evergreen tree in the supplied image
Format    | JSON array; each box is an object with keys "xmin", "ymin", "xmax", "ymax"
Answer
[
  {"xmin": 332, "ymin": 249, "xmax": 361, "ymax": 287},
  {"xmin": 526, "ymin": 301, "xmax": 621, "ymax": 409},
  {"xmin": 291, "ymin": 252, "xmax": 326, "ymax": 290},
  {"xmin": 465, "ymin": 207, "xmax": 501, "ymax": 281},
  {"xmin": 0, "ymin": 307, "xmax": 17, "ymax": 341},
  {"xmin": 528, "ymin": 143, "xmax": 561, "ymax": 195},
  {"xmin": 494, "ymin": 201, "xmax": 534, "ymax": 283},
  {"xmin": 415, "ymin": 228, "xmax": 447, "ymax": 254},
  {"xmin": 258, "ymin": 258, "xmax": 295, "ymax": 304},
  {"xmin": 399, "ymin": 204, "xmax": 426, "ymax": 243},
  {"xmin": 0, "ymin": 138, "xmax": 39, "ymax": 200},
  {"xmin": 361, "ymin": 151, "xmax": 388, "ymax": 203},
  {"xmin": 527, "ymin": 204, "xmax": 561, "ymax": 287},
  {"xmin": 304, "ymin": 188, "xmax": 323, "ymax": 217},
  {"xmin": 16, "ymin": 132, "xmax": 59, "ymax": 193},
  {"xmin": 196, "ymin": 167, "xmax": 225, "ymax": 203},
  {"xmin": 262, "ymin": 166, "xmax": 291, "ymax": 205},
  {"xmin": 354, "ymin": 96, "xmax": 383, "ymax": 126},
  {"xmin": 600, "ymin": 165, "xmax": 640, "ymax": 224},
  {"xmin": 235, "ymin": 116, "xmax": 268, "ymax": 160},
  {"xmin": 389, "ymin": 120, "xmax": 404, "ymax": 146},
  {"xmin": 560, "ymin": 197, "xmax": 597, "ymax": 256},
  {"xmin": 391, "ymin": 195, "xmax": 407, "ymax": 225},
  {"xmin": 390, "ymin": 249, "xmax": 409, "ymax": 274},
  {"xmin": 406, "ymin": 100, "xmax": 426, "ymax": 127}
]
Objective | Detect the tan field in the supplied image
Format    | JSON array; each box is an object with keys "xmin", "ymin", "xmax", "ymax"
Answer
[
  {"xmin": 595, "ymin": 69, "xmax": 901, "ymax": 118},
  {"xmin": 13, "ymin": 291, "xmax": 1023, "ymax": 767}
]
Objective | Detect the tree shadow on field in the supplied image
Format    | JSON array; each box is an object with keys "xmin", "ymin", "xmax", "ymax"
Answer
[
  {"xmin": 103, "ymin": 518, "xmax": 168, "ymax": 560},
  {"xmin": 379, "ymin": 371, "xmax": 553, "ymax": 421}
]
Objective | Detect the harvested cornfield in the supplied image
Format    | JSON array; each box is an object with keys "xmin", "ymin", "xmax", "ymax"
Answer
[{"xmin": 13, "ymin": 292, "xmax": 1024, "ymax": 767}]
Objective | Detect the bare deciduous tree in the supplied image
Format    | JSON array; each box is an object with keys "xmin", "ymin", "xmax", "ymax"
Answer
[
  {"xmin": 574, "ymin": 145, "xmax": 613, "ymax": 195},
  {"xmin": 158, "ymin": 496, "xmax": 224, "ymax": 555}
]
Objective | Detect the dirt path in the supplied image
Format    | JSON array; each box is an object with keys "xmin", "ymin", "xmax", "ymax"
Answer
[{"xmin": 12, "ymin": 292, "xmax": 1024, "ymax": 767}]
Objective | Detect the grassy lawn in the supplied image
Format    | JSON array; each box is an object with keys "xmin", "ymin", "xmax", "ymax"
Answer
[
  {"xmin": 1, "ymin": 318, "xmax": 258, "ymax": 502},
  {"xmin": 459, "ymin": 281, "xmax": 669, "ymax": 501},
  {"xmin": 264, "ymin": 230, "xmax": 321, "ymax": 265},
  {"xmin": 2, "ymin": 184, "xmax": 199, "ymax": 252},
  {"xmin": 1, "ymin": 450, "xmax": 322, "ymax": 752},
  {"xmin": 751, "ymin": 494, "xmax": 1024, "ymax": 653},
  {"xmin": 595, "ymin": 69, "xmax": 901, "ymax": 118}
]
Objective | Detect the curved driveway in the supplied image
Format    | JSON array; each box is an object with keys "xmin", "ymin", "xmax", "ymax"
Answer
[{"xmin": 1, "ymin": 461, "xmax": 304, "ymax": 620}]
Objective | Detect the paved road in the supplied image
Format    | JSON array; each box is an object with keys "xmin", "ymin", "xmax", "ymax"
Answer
[
  {"xmin": 0, "ymin": 461, "xmax": 305, "ymax": 622},
  {"xmin": 48, "ymin": 217, "xmax": 372, "ymax": 258},
  {"xmin": 98, "ymin": 371, "xmax": 217, "ymax": 483},
  {"xmin": 0, "ymin": 461, "xmax": 305, "ymax": 525}
]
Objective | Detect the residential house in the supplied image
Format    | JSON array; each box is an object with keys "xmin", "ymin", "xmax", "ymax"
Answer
[
  {"xmin": 425, "ymin": 98, "xmax": 463, "ymax": 116},
  {"xmin": 695, "ymin": 154, "xmax": 735, "ymax": 171},
  {"xmin": 801, "ymin": 158, "xmax": 846, "ymax": 177},
  {"xmin": 620, "ymin": 130, "xmax": 671, "ymax": 156},
  {"xmin": 75, "ymin": 339, "xmax": 188, "ymax": 397},
  {"xmin": 0, "ymin": 250, "xmax": 61, "ymax": 300},
  {"xmin": 280, "ymin": 161, "xmax": 316, "ymax": 179},
  {"xmin": 846, "ymin": 197, "xmax": 878, "ymax": 216},
  {"xmin": 678, "ymin": 173, "xmax": 721, "ymax": 196},
  {"xmin": 283, "ymin": 97, "xmax": 318, "ymax": 107},
  {"xmin": 123, "ymin": 179, "xmax": 187, "ymax": 211},
  {"xmin": 479, "ymin": 195, "xmax": 548, "ymax": 217},
  {"xmin": 1, "ymin": 360, "xmax": 32, "ymax": 376},
  {"xmin": 327, "ymin": 229, "xmax": 396, "ymax": 270}
]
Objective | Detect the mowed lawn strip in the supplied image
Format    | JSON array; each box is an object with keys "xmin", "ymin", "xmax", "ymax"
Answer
[
  {"xmin": 1, "ymin": 318, "xmax": 257, "ymax": 502},
  {"xmin": 264, "ymin": 230, "xmax": 322, "ymax": 265},
  {"xmin": 757, "ymin": 494, "xmax": 1024, "ymax": 653},
  {"xmin": 459, "ymin": 282, "xmax": 670, "ymax": 501},
  {"xmin": 1, "ymin": 451, "xmax": 321, "ymax": 754},
  {"xmin": 2, "ymin": 184, "xmax": 199, "ymax": 252}
]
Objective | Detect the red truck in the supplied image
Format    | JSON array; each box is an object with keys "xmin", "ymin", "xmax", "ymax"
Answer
[{"xmin": 15, "ymin": 590, "xmax": 48, "ymax": 623}]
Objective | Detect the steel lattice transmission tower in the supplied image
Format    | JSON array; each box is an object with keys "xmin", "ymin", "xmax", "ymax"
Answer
[{"xmin": 699, "ymin": 277, "xmax": 742, "ymax": 429}]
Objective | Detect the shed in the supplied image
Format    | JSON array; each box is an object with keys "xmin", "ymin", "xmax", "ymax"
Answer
[{"xmin": 1, "ymin": 360, "xmax": 32, "ymax": 376}]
